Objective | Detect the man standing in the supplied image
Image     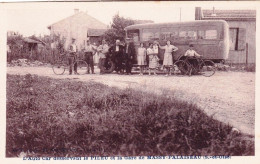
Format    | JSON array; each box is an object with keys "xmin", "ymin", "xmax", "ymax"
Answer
[
  {"xmin": 109, "ymin": 39, "xmax": 125, "ymax": 74},
  {"xmin": 68, "ymin": 38, "xmax": 78, "ymax": 75},
  {"xmin": 97, "ymin": 39, "xmax": 109, "ymax": 74},
  {"xmin": 124, "ymin": 38, "xmax": 135, "ymax": 75},
  {"xmin": 84, "ymin": 39, "xmax": 95, "ymax": 74}
]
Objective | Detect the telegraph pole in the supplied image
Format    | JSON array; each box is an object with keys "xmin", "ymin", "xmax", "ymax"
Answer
[{"xmin": 180, "ymin": 7, "xmax": 182, "ymax": 22}]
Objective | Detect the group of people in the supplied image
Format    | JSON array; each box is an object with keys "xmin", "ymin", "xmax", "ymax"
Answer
[
  {"xmin": 68, "ymin": 38, "xmax": 135, "ymax": 75},
  {"xmin": 137, "ymin": 40, "xmax": 179, "ymax": 76},
  {"xmin": 67, "ymin": 38, "xmax": 201, "ymax": 76}
]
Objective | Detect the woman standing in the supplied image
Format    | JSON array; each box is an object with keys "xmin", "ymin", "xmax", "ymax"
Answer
[
  {"xmin": 137, "ymin": 43, "xmax": 146, "ymax": 75},
  {"xmin": 156, "ymin": 40, "xmax": 178, "ymax": 76},
  {"xmin": 147, "ymin": 43, "xmax": 159, "ymax": 75}
]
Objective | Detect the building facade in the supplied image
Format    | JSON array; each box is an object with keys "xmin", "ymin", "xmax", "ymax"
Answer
[
  {"xmin": 47, "ymin": 9, "xmax": 108, "ymax": 50},
  {"xmin": 195, "ymin": 7, "xmax": 256, "ymax": 64}
]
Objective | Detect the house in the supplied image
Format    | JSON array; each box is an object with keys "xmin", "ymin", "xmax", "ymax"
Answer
[
  {"xmin": 47, "ymin": 9, "xmax": 108, "ymax": 50},
  {"xmin": 87, "ymin": 28, "xmax": 107, "ymax": 44},
  {"xmin": 195, "ymin": 7, "xmax": 256, "ymax": 64},
  {"xmin": 23, "ymin": 37, "xmax": 46, "ymax": 57}
]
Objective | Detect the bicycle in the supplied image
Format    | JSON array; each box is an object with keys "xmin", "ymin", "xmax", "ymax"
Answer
[
  {"xmin": 173, "ymin": 56, "xmax": 216, "ymax": 77},
  {"xmin": 52, "ymin": 52, "xmax": 88, "ymax": 75}
]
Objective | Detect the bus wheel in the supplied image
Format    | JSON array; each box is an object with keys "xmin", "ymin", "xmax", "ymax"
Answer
[
  {"xmin": 103, "ymin": 58, "xmax": 115, "ymax": 73},
  {"xmin": 173, "ymin": 60, "xmax": 190, "ymax": 75}
]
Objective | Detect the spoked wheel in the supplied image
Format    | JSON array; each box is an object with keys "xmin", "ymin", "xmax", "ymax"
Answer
[
  {"xmin": 75, "ymin": 60, "xmax": 88, "ymax": 75},
  {"xmin": 199, "ymin": 60, "xmax": 216, "ymax": 77},
  {"xmin": 52, "ymin": 60, "xmax": 66, "ymax": 75},
  {"xmin": 103, "ymin": 58, "xmax": 115, "ymax": 73},
  {"xmin": 173, "ymin": 60, "xmax": 190, "ymax": 75}
]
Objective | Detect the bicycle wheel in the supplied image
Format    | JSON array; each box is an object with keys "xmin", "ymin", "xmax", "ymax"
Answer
[
  {"xmin": 199, "ymin": 60, "xmax": 216, "ymax": 77},
  {"xmin": 173, "ymin": 60, "xmax": 190, "ymax": 75},
  {"xmin": 52, "ymin": 60, "xmax": 66, "ymax": 75},
  {"xmin": 74, "ymin": 60, "xmax": 88, "ymax": 75}
]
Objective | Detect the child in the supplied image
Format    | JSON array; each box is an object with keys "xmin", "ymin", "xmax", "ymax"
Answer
[
  {"xmin": 147, "ymin": 43, "xmax": 159, "ymax": 75},
  {"xmin": 137, "ymin": 43, "xmax": 146, "ymax": 75}
]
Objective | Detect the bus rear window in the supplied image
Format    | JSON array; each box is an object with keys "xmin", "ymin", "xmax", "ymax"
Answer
[{"xmin": 127, "ymin": 30, "xmax": 140, "ymax": 42}]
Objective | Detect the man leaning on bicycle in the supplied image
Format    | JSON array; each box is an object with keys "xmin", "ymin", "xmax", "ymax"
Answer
[{"xmin": 184, "ymin": 44, "xmax": 201, "ymax": 71}]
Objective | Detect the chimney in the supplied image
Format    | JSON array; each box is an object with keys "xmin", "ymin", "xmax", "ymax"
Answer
[
  {"xmin": 195, "ymin": 7, "xmax": 202, "ymax": 20},
  {"xmin": 74, "ymin": 9, "xmax": 79, "ymax": 14},
  {"xmin": 211, "ymin": 7, "xmax": 217, "ymax": 16}
]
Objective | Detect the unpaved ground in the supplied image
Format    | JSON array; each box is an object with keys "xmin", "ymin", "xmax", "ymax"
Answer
[{"xmin": 7, "ymin": 66, "xmax": 255, "ymax": 135}]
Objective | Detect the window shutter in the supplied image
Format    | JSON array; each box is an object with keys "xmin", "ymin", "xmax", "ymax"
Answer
[{"xmin": 238, "ymin": 28, "xmax": 246, "ymax": 51}]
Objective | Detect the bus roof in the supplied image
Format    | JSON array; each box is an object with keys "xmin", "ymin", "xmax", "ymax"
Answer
[{"xmin": 124, "ymin": 20, "xmax": 227, "ymax": 30}]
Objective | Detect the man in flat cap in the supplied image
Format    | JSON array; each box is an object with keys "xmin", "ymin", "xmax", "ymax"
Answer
[
  {"xmin": 109, "ymin": 39, "xmax": 125, "ymax": 74},
  {"xmin": 68, "ymin": 38, "xmax": 78, "ymax": 75},
  {"xmin": 124, "ymin": 38, "xmax": 135, "ymax": 75},
  {"xmin": 83, "ymin": 39, "xmax": 95, "ymax": 74}
]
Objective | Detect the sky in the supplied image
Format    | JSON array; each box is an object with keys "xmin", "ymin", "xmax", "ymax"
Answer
[{"xmin": 1, "ymin": 1, "xmax": 257, "ymax": 37}]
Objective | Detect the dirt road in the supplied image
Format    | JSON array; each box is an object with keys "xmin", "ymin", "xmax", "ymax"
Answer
[{"xmin": 7, "ymin": 66, "xmax": 255, "ymax": 135}]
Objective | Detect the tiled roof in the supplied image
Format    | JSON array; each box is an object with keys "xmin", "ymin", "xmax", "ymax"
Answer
[
  {"xmin": 87, "ymin": 28, "xmax": 107, "ymax": 36},
  {"xmin": 202, "ymin": 9, "xmax": 256, "ymax": 21}
]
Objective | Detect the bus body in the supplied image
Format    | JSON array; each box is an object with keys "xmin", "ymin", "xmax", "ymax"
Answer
[{"xmin": 124, "ymin": 20, "xmax": 229, "ymax": 65}]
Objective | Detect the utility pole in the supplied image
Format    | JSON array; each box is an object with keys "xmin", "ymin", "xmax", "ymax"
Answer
[{"xmin": 180, "ymin": 7, "xmax": 182, "ymax": 22}]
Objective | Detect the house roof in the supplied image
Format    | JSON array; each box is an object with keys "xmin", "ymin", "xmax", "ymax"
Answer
[
  {"xmin": 23, "ymin": 37, "xmax": 46, "ymax": 45},
  {"xmin": 202, "ymin": 9, "xmax": 256, "ymax": 21},
  {"xmin": 87, "ymin": 28, "xmax": 107, "ymax": 36},
  {"xmin": 23, "ymin": 38, "xmax": 42, "ymax": 44},
  {"xmin": 47, "ymin": 11, "xmax": 107, "ymax": 30}
]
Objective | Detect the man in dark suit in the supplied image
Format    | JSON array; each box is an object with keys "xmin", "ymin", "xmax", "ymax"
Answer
[
  {"xmin": 109, "ymin": 39, "xmax": 125, "ymax": 74},
  {"xmin": 124, "ymin": 38, "xmax": 135, "ymax": 75}
]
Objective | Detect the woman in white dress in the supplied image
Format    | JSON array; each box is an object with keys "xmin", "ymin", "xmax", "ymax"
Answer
[
  {"xmin": 156, "ymin": 40, "xmax": 178, "ymax": 76},
  {"xmin": 137, "ymin": 43, "xmax": 146, "ymax": 75}
]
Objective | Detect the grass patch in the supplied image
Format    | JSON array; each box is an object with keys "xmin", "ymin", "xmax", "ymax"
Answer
[{"xmin": 6, "ymin": 74, "xmax": 254, "ymax": 157}]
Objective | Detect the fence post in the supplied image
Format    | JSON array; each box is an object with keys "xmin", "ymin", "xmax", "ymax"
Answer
[{"xmin": 246, "ymin": 43, "xmax": 248, "ymax": 69}]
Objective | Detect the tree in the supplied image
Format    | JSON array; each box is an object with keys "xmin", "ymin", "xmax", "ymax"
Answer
[{"xmin": 102, "ymin": 14, "xmax": 135, "ymax": 45}]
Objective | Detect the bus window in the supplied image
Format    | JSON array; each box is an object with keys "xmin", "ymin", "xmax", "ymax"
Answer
[
  {"xmin": 179, "ymin": 30, "xmax": 197, "ymax": 40},
  {"xmin": 142, "ymin": 28, "xmax": 159, "ymax": 41},
  {"xmin": 198, "ymin": 31, "xmax": 205, "ymax": 39},
  {"xmin": 187, "ymin": 31, "xmax": 197, "ymax": 40},
  {"xmin": 154, "ymin": 32, "xmax": 160, "ymax": 39},
  {"xmin": 205, "ymin": 30, "xmax": 218, "ymax": 39},
  {"xmin": 142, "ymin": 32, "xmax": 154, "ymax": 41},
  {"xmin": 161, "ymin": 28, "xmax": 178, "ymax": 40},
  {"xmin": 127, "ymin": 30, "xmax": 140, "ymax": 42},
  {"xmin": 179, "ymin": 31, "xmax": 187, "ymax": 38}
]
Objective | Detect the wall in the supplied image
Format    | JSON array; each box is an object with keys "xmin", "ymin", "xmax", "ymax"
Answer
[
  {"xmin": 227, "ymin": 20, "xmax": 255, "ymax": 64},
  {"xmin": 49, "ymin": 13, "xmax": 107, "ymax": 51}
]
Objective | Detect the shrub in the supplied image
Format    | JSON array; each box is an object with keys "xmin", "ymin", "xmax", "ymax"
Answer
[{"xmin": 6, "ymin": 74, "xmax": 254, "ymax": 157}]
